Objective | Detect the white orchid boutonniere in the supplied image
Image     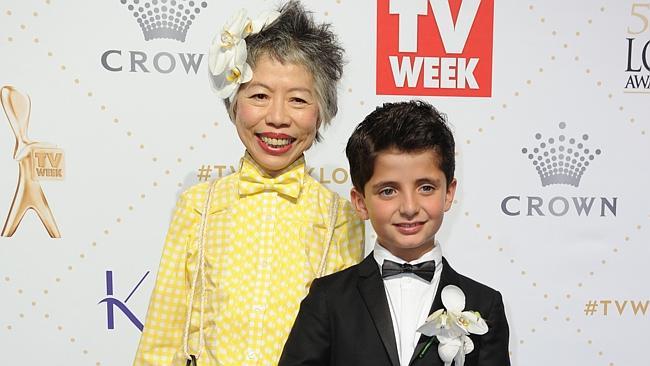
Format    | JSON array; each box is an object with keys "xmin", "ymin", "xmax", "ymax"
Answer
[
  {"xmin": 416, "ymin": 285, "xmax": 488, "ymax": 366},
  {"xmin": 208, "ymin": 9, "xmax": 279, "ymax": 102}
]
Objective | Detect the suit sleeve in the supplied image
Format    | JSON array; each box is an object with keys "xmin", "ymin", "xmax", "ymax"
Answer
[
  {"xmin": 133, "ymin": 191, "xmax": 199, "ymax": 366},
  {"xmin": 279, "ymin": 279, "xmax": 331, "ymax": 366},
  {"xmin": 478, "ymin": 291, "xmax": 511, "ymax": 366}
]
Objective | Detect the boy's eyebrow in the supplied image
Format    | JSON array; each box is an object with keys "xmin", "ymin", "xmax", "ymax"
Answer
[
  {"xmin": 415, "ymin": 177, "xmax": 442, "ymax": 185},
  {"xmin": 370, "ymin": 180, "xmax": 399, "ymax": 190},
  {"xmin": 370, "ymin": 177, "xmax": 443, "ymax": 191}
]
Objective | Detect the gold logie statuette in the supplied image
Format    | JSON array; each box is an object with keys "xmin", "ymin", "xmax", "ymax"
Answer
[{"xmin": 1, "ymin": 86, "xmax": 63, "ymax": 238}]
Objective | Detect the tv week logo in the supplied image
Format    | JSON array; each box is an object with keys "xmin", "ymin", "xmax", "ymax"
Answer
[{"xmin": 377, "ymin": 0, "xmax": 494, "ymax": 97}]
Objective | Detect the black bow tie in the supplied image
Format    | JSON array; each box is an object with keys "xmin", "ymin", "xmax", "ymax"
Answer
[{"xmin": 381, "ymin": 259, "xmax": 436, "ymax": 282}]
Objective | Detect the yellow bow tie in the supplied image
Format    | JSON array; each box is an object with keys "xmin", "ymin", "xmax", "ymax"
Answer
[{"xmin": 238, "ymin": 155, "xmax": 304, "ymax": 199}]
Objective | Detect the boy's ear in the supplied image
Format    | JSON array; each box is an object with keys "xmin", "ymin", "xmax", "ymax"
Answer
[
  {"xmin": 350, "ymin": 187, "xmax": 369, "ymax": 220},
  {"xmin": 444, "ymin": 178, "xmax": 458, "ymax": 212}
]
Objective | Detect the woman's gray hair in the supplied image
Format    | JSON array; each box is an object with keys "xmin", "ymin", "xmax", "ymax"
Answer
[{"xmin": 224, "ymin": 0, "xmax": 345, "ymax": 142}]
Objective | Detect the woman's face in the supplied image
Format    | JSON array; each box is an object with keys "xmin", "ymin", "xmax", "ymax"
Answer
[{"xmin": 234, "ymin": 54, "xmax": 320, "ymax": 176}]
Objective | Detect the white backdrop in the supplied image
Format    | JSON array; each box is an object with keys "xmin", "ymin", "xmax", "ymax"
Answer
[{"xmin": 1, "ymin": 0, "xmax": 649, "ymax": 365}]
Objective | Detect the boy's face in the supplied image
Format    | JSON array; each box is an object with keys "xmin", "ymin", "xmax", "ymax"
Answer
[{"xmin": 351, "ymin": 149, "xmax": 456, "ymax": 262}]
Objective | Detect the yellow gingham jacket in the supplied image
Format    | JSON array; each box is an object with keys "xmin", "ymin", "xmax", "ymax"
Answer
[{"xmin": 134, "ymin": 154, "xmax": 364, "ymax": 366}]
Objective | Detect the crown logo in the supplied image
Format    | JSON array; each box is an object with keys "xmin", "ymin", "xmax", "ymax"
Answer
[
  {"xmin": 120, "ymin": 0, "xmax": 208, "ymax": 42},
  {"xmin": 522, "ymin": 122, "xmax": 602, "ymax": 187}
]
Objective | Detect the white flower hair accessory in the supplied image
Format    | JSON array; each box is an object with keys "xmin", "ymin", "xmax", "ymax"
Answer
[
  {"xmin": 208, "ymin": 9, "xmax": 280, "ymax": 102},
  {"xmin": 416, "ymin": 285, "xmax": 489, "ymax": 366}
]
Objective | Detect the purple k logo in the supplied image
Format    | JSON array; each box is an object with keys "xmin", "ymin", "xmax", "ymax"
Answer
[{"xmin": 99, "ymin": 270, "xmax": 149, "ymax": 331}]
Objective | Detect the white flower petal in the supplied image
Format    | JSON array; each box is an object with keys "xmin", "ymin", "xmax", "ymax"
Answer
[
  {"xmin": 217, "ymin": 81, "xmax": 238, "ymax": 100},
  {"xmin": 209, "ymin": 9, "xmax": 259, "ymax": 100},
  {"xmin": 442, "ymin": 312, "xmax": 466, "ymax": 334},
  {"xmin": 427, "ymin": 308, "xmax": 445, "ymax": 321},
  {"xmin": 418, "ymin": 286, "xmax": 489, "ymax": 366},
  {"xmin": 240, "ymin": 63, "xmax": 253, "ymax": 83},
  {"xmin": 208, "ymin": 44, "xmax": 219, "ymax": 73},
  {"xmin": 438, "ymin": 313, "xmax": 448, "ymax": 329},
  {"xmin": 209, "ymin": 67, "xmax": 240, "ymax": 100},
  {"xmin": 438, "ymin": 322, "xmax": 463, "ymax": 341},
  {"xmin": 438, "ymin": 338, "xmax": 461, "ymax": 363},
  {"xmin": 447, "ymin": 324, "xmax": 469, "ymax": 338},
  {"xmin": 251, "ymin": 10, "xmax": 280, "ymax": 33},
  {"xmin": 208, "ymin": 71, "xmax": 227, "ymax": 94},
  {"xmin": 432, "ymin": 329, "xmax": 452, "ymax": 339},
  {"xmin": 232, "ymin": 40, "xmax": 248, "ymax": 67},
  {"xmin": 437, "ymin": 335, "xmax": 458, "ymax": 344},
  {"xmin": 417, "ymin": 321, "xmax": 438, "ymax": 337},
  {"xmin": 228, "ymin": 85, "xmax": 241, "ymax": 103},
  {"xmin": 418, "ymin": 309, "xmax": 445, "ymax": 336},
  {"xmin": 441, "ymin": 285, "xmax": 466, "ymax": 313},
  {"xmin": 462, "ymin": 311, "xmax": 488, "ymax": 335},
  {"xmin": 455, "ymin": 345, "xmax": 467, "ymax": 366},
  {"xmin": 462, "ymin": 335, "xmax": 475, "ymax": 354},
  {"xmin": 225, "ymin": 9, "xmax": 249, "ymax": 36},
  {"xmin": 209, "ymin": 45, "xmax": 232, "ymax": 75}
]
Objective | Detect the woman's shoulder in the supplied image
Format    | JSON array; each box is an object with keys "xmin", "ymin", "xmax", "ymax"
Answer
[
  {"xmin": 302, "ymin": 175, "xmax": 358, "ymax": 225},
  {"xmin": 303, "ymin": 174, "xmax": 342, "ymax": 206},
  {"xmin": 177, "ymin": 174, "xmax": 239, "ymax": 208}
]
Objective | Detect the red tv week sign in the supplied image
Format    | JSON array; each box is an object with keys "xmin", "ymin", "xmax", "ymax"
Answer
[{"xmin": 377, "ymin": 0, "xmax": 494, "ymax": 97}]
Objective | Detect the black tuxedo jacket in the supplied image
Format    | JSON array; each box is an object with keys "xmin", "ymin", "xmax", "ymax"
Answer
[{"xmin": 279, "ymin": 254, "xmax": 510, "ymax": 366}]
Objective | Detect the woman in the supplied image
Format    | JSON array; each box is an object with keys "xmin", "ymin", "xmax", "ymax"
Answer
[{"xmin": 133, "ymin": 2, "xmax": 364, "ymax": 365}]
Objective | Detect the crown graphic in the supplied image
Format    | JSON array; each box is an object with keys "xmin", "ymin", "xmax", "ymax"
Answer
[
  {"xmin": 120, "ymin": 0, "xmax": 208, "ymax": 42},
  {"xmin": 522, "ymin": 122, "xmax": 602, "ymax": 187}
]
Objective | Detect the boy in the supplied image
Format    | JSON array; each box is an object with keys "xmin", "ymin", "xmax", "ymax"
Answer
[{"xmin": 279, "ymin": 101, "xmax": 510, "ymax": 366}]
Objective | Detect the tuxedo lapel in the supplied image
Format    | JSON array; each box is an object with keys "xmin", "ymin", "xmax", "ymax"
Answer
[
  {"xmin": 409, "ymin": 257, "xmax": 460, "ymax": 366},
  {"xmin": 357, "ymin": 254, "xmax": 400, "ymax": 366}
]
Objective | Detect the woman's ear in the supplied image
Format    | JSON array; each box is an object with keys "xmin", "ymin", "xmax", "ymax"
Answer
[{"xmin": 228, "ymin": 96, "xmax": 239, "ymax": 122}]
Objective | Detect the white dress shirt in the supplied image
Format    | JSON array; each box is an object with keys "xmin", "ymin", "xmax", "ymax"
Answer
[{"xmin": 373, "ymin": 241, "xmax": 444, "ymax": 366}]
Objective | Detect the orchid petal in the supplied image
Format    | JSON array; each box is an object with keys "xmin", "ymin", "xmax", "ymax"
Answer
[
  {"xmin": 208, "ymin": 71, "xmax": 227, "ymax": 95},
  {"xmin": 427, "ymin": 308, "xmax": 445, "ymax": 321},
  {"xmin": 441, "ymin": 285, "xmax": 466, "ymax": 313},
  {"xmin": 232, "ymin": 40, "xmax": 248, "ymax": 67},
  {"xmin": 209, "ymin": 68, "xmax": 236, "ymax": 98},
  {"xmin": 443, "ymin": 311, "xmax": 468, "ymax": 336},
  {"xmin": 425, "ymin": 313, "xmax": 464, "ymax": 338},
  {"xmin": 418, "ymin": 309, "xmax": 445, "ymax": 336},
  {"xmin": 454, "ymin": 345, "xmax": 467, "ymax": 366},
  {"xmin": 225, "ymin": 9, "xmax": 249, "ymax": 35},
  {"xmin": 446, "ymin": 323, "xmax": 468, "ymax": 338},
  {"xmin": 217, "ymin": 81, "xmax": 238, "ymax": 100},
  {"xmin": 462, "ymin": 311, "xmax": 488, "ymax": 335},
  {"xmin": 208, "ymin": 44, "xmax": 219, "ymax": 73},
  {"xmin": 240, "ymin": 63, "xmax": 253, "ymax": 84},
  {"xmin": 251, "ymin": 10, "xmax": 280, "ymax": 33},
  {"xmin": 209, "ymin": 45, "xmax": 231, "ymax": 75},
  {"xmin": 462, "ymin": 335, "xmax": 475, "ymax": 354},
  {"xmin": 208, "ymin": 8, "xmax": 257, "ymax": 100},
  {"xmin": 419, "ymin": 286, "xmax": 489, "ymax": 366},
  {"xmin": 438, "ymin": 326, "xmax": 467, "ymax": 338},
  {"xmin": 418, "ymin": 320, "xmax": 438, "ymax": 337},
  {"xmin": 438, "ymin": 338, "xmax": 461, "ymax": 363},
  {"xmin": 437, "ymin": 335, "xmax": 459, "ymax": 344},
  {"xmin": 438, "ymin": 313, "xmax": 448, "ymax": 329},
  {"xmin": 227, "ymin": 85, "xmax": 241, "ymax": 103}
]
